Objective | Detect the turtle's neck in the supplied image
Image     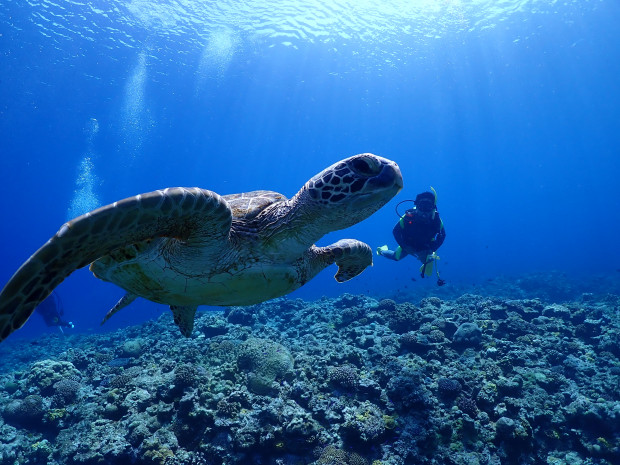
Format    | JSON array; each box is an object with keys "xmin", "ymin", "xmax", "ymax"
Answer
[{"xmin": 256, "ymin": 188, "xmax": 331, "ymax": 255}]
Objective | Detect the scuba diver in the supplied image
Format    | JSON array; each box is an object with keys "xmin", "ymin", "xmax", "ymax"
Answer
[
  {"xmin": 35, "ymin": 291, "xmax": 74, "ymax": 332},
  {"xmin": 377, "ymin": 188, "xmax": 446, "ymax": 285}
]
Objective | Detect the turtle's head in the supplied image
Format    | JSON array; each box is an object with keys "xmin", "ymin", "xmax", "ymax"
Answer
[{"xmin": 301, "ymin": 153, "xmax": 403, "ymax": 231}]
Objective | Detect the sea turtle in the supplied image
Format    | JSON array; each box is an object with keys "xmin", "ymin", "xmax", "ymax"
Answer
[{"xmin": 0, "ymin": 153, "xmax": 402, "ymax": 342}]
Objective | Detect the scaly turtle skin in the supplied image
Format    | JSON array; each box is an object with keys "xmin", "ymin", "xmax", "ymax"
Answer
[{"xmin": 0, "ymin": 153, "xmax": 402, "ymax": 341}]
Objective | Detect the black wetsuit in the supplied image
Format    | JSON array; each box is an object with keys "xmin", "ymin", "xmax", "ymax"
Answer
[{"xmin": 382, "ymin": 209, "xmax": 446, "ymax": 261}]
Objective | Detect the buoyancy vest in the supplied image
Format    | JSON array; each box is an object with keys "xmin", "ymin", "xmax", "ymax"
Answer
[{"xmin": 393, "ymin": 209, "xmax": 441, "ymax": 251}]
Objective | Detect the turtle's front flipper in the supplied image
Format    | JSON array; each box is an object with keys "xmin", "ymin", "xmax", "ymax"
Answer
[
  {"xmin": 0, "ymin": 187, "xmax": 232, "ymax": 343},
  {"xmin": 311, "ymin": 239, "xmax": 373, "ymax": 283}
]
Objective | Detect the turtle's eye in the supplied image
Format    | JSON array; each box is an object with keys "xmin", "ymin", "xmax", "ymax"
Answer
[{"xmin": 350, "ymin": 156, "xmax": 380, "ymax": 177}]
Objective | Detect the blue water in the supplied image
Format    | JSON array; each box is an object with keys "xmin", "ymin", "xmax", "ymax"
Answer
[{"xmin": 1, "ymin": 0, "xmax": 619, "ymax": 339}]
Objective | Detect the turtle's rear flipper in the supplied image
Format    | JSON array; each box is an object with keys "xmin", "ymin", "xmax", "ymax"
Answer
[
  {"xmin": 170, "ymin": 305, "xmax": 198, "ymax": 337},
  {"xmin": 101, "ymin": 293, "xmax": 138, "ymax": 325},
  {"xmin": 314, "ymin": 239, "xmax": 373, "ymax": 283},
  {"xmin": 0, "ymin": 187, "xmax": 232, "ymax": 344}
]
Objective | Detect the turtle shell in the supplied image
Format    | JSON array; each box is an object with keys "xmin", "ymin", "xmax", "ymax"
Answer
[{"xmin": 223, "ymin": 190, "xmax": 286, "ymax": 220}]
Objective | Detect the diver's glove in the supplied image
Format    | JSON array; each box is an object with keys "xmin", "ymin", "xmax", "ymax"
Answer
[{"xmin": 376, "ymin": 245, "xmax": 389, "ymax": 256}]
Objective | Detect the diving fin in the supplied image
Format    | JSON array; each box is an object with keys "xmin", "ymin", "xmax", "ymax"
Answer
[
  {"xmin": 420, "ymin": 261, "xmax": 433, "ymax": 277},
  {"xmin": 377, "ymin": 245, "xmax": 389, "ymax": 255},
  {"xmin": 420, "ymin": 253, "xmax": 439, "ymax": 277}
]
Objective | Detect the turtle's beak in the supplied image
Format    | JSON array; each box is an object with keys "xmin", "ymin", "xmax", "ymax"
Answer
[
  {"xmin": 350, "ymin": 161, "xmax": 402, "ymax": 212},
  {"xmin": 368, "ymin": 159, "xmax": 403, "ymax": 196},
  {"xmin": 395, "ymin": 167, "xmax": 404, "ymax": 194}
]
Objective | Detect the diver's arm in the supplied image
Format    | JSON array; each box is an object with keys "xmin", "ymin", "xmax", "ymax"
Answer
[{"xmin": 431, "ymin": 219, "xmax": 446, "ymax": 251}]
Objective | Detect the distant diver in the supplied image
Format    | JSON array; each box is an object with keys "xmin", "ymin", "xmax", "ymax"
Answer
[
  {"xmin": 377, "ymin": 188, "xmax": 446, "ymax": 285},
  {"xmin": 35, "ymin": 291, "xmax": 74, "ymax": 333}
]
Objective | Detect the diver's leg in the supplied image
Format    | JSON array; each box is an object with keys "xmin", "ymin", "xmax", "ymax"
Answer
[{"xmin": 380, "ymin": 246, "xmax": 408, "ymax": 261}]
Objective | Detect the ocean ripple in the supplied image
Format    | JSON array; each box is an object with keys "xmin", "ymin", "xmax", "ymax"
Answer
[
  {"xmin": 7, "ymin": 0, "xmax": 588, "ymax": 46},
  {"xmin": 0, "ymin": 0, "xmax": 592, "ymax": 73}
]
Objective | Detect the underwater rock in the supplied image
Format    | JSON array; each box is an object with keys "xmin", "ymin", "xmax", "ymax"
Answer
[
  {"xmin": 565, "ymin": 396, "xmax": 620, "ymax": 435},
  {"xmin": 343, "ymin": 401, "xmax": 387, "ymax": 443},
  {"xmin": 456, "ymin": 396, "xmax": 479, "ymax": 418},
  {"xmin": 542, "ymin": 304, "xmax": 572, "ymax": 320},
  {"xmin": 420, "ymin": 296, "xmax": 443, "ymax": 310},
  {"xmin": 328, "ymin": 365, "xmax": 360, "ymax": 390},
  {"xmin": 237, "ymin": 338, "xmax": 294, "ymax": 395},
  {"xmin": 333, "ymin": 293, "xmax": 367, "ymax": 309},
  {"xmin": 2, "ymin": 395, "xmax": 45, "ymax": 427},
  {"xmin": 0, "ymin": 282, "xmax": 618, "ymax": 465},
  {"xmin": 574, "ymin": 318, "xmax": 603, "ymax": 339},
  {"xmin": 52, "ymin": 377, "xmax": 81, "ymax": 407},
  {"xmin": 121, "ymin": 388, "xmax": 152, "ymax": 413},
  {"xmin": 384, "ymin": 302, "xmax": 420, "ymax": 333},
  {"xmin": 226, "ymin": 306, "xmax": 255, "ymax": 325},
  {"xmin": 399, "ymin": 331, "xmax": 436, "ymax": 353},
  {"xmin": 26, "ymin": 359, "xmax": 81, "ymax": 395},
  {"xmin": 430, "ymin": 317, "xmax": 458, "ymax": 338},
  {"xmin": 107, "ymin": 357, "xmax": 132, "ymax": 368},
  {"xmin": 216, "ymin": 397, "xmax": 242, "ymax": 417},
  {"xmin": 496, "ymin": 376, "xmax": 523, "ymax": 397},
  {"xmin": 452, "ymin": 322, "xmax": 483, "ymax": 347},
  {"xmin": 437, "ymin": 378, "xmax": 462, "ymax": 399},
  {"xmin": 173, "ymin": 363, "xmax": 198, "ymax": 390},
  {"xmin": 122, "ymin": 338, "xmax": 145, "ymax": 358},
  {"xmin": 476, "ymin": 381, "xmax": 499, "ymax": 414},
  {"xmin": 199, "ymin": 315, "xmax": 229, "ymax": 337},
  {"xmin": 598, "ymin": 331, "xmax": 620, "ymax": 358},
  {"xmin": 315, "ymin": 445, "xmax": 369, "ymax": 465},
  {"xmin": 495, "ymin": 416, "xmax": 517, "ymax": 438},
  {"xmin": 386, "ymin": 369, "xmax": 431, "ymax": 411},
  {"xmin": 140, "ymin": 428, "xmax": 178, "ymax": 464},
  {"xmin": 490, "ymin": 305, "xmax": 508, "ymax": 319},
  {"xmin": 494, "ymin": 317, "xmax": 535, "ymax": 339},
  {"xmin": 376, "ymin": 298, "xmax": 397, "ymax": 313},
  {"xmin": 494, "ymin": 415, "xmax": 532, "ymax": 452},
  {"xmin": 338, "ymin": 306, "xmax": 366, "ymax": 328}
]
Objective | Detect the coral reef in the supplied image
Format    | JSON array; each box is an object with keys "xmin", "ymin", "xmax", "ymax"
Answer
[{"xmin": 0, "ymin": 273, "xmax": 618, "ymax": 464}]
